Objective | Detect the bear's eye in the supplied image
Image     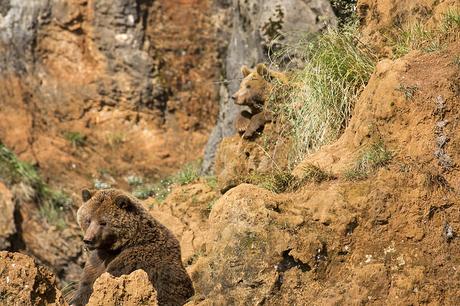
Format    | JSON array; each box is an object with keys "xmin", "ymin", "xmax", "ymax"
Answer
[{"xmin": 246, "ymin": 84, "xmax": 251, "ymax": 89}]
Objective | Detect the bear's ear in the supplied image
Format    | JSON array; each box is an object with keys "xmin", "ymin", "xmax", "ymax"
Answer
[
  {"xmin": 256, "ymin": 63, "xmax": 274, "ymax": 82},
  {"xmin": 241, "ymin": 65, "xmax": 251, "ymax": 77},
  {"xmin": 81, "ymin": 189, "xmax": 96, "ymax": 202},
  {"xmin": 114, "ymin": 194, "xmax": 136, "ymax": 212}
]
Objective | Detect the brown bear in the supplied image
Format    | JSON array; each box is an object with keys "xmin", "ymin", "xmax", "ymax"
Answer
[
  {"xmin": 70, "ymin": 188, "xmax": 194, "ymax": 306},
  {"xmin": 232, "ymin": 63, "xmax": 287, "ymax": 139}
]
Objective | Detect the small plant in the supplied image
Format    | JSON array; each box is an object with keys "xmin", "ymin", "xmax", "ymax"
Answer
[
  {"xmin": 39, "ymin": 201, "xmax": 67, "ymax": 230},
  {"xmin": 132, "ymin": 178, "xmax": 173, "ymax": 201},
  {"xmin": 174, "ymin": 162, "xmax": 200, "ymax": 186},
  {"xmin": 64, "ymin": 131, "xmax": 87, "ymax": 148},
  {"xmin": 301, "ymin": 163, "xmax": 336, "ymax": 183},
  {"xmin": 397, "ymin": 84, "xmax": 418, "ymax": 100},
  {"xmin": 442, "ymin": 9, "xmax": 460, "ymax": 33},
  {"xmin": 49, "ymin": 190, "xmax": 73, "ymax": 210},
  {"xmin": 202, "ymin": 198, "xmax": 218, "ymax": 217},
  {"xmin": 93, "ymin": 180, "xmax": 111, "ymax": 190},
  {"xmin": 345, "ymin": 141, "xmax": 392, "ymax": 181},
  {"xmin": 244, "ymin": 170, "xmax": 299, "ymax": 194},
  {"xmin": 106, "ymin": 132, "xmax": 125, "ymax": 148},
  {"xmin": 389, "ymin": 9, "xmax": 460, "ymax": 58},
  {"xmin": 126, "ymin": 175, "xmax": 144, "ymax": 186},
  {"xmin": 0, "ymin": 142, "xmax": 42, "ymax": 188},
  {"xmin": 204, "ymin": 176, "xmax": 218, "ymax": 190}
]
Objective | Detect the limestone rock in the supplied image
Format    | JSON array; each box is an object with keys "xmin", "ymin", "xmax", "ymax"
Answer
[
  {"xmin": 0, "ymin": 251, "xmax": 67, "ymax": 306},
  {"xmin": 88, "ymin": 270, "xmax": 158, "ymax": 306}
]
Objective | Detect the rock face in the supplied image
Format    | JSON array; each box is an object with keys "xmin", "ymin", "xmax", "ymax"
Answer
[
  {"xmin": 148, "ymin": 181, "xmax": 218, "ymax": 263},
  {"xmin": 0, "ymin": 251, "xmax": 67, "ymax": 306},
  {"xmin": 202, "ymin": 0, "xmax": 337, "ymax": 173},
  {"xmin": 0, "ymin": 183, "xmax": 16, "ymax": 249},
  {"xmin": 214, "ymin": 128, "xmax": 291, "ymax": 193},
  {"xmin": 0, "ymin": 0, "xmax": 221, "ymax": 288},
  {"xmin": 88, "ymin": 270, "xmax": 158, "ymax": 306},
  {"xmin": 0, "ymin": 0, "xmax": 220, "ymax": 190}
]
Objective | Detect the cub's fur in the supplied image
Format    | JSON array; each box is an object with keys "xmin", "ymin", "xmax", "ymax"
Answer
[
  {"xmin": 70, "ymin": 188, "xmax": 194, "ymax": 306},
  {"xmin": 232, "ymin": 63, "xmax": 287, "ymax": 139}
]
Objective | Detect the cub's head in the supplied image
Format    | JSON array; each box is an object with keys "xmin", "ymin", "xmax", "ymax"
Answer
[
  {"xmin": 231, "ymin": 63, "xmax": 278, "ymax": 107},
  {"xmin": 77, "ymin": 188, "xmax": 140, "ymax": 251}
]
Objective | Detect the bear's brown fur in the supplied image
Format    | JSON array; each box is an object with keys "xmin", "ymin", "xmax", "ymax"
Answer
[
  {"xmin": 232, "ymin": 63, "xmax": 287, "ymax": 139},
  {"xmin": 70, "ymin": 188, "xmax": 194, "ymax": 306}
]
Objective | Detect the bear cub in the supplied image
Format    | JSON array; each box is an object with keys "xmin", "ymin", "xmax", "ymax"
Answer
[
  {"xmin": 232, "ymin": 63, "xmax": 286, "ymax": 139},
  {"xmin": 70, "ymin": 188, "xmax": 194, "ymax": 306}
]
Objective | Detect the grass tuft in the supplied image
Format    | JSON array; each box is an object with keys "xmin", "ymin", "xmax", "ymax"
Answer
[
  {"xmin": 344, "ymin": 141, "xmax": 392, "ymax": 181},
  {"xmin": 269, "ymin": 22, "xmax": 376, "ymax": 165},
  {"xmin": 397, "ymin": 84, "xmax": 418, "ymax": 100},
  {"xmin": 64, "ymin": 131, "xmax": 87, "ymax": 148},
  {"xmin": 243, "ymin": 170, "xmax": 298, "ymax": 194},
  {"xmin": 174, "ymin": 161, "xmax": 201, "ymax": 186},
  {"xmin": 0, "ymin": 141, "xmax": 71, "ymax": 228},
  {"xmin": 132, "ymin": 160, "xmax": 201, "ymax": 201},
  {"xmin": 389, "ymin": 9, "xmax": 460, "ymax": 58},
  {"xmin": 301, "ymin": 163, "xmax": 336, "ymax": 183}
]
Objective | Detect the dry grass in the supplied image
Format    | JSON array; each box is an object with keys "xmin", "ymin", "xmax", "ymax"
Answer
[{"xmin": 268, "ymin": 22, "xmax": 376, "ymax": 166}]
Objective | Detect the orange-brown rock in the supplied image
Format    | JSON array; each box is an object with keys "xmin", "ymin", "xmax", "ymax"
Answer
[
  {"xmin": 87, "ymin": 270, "xmax": 158, "ymax": 306},
  {"xmin": 0, "ymin": 251, "xmax": 67, "ymax": 306},
  {"xmin": 0, "ymin": 182, "xmax": 16, "ymax": 249}
]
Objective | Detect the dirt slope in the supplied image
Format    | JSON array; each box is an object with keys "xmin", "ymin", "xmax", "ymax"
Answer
[{"xmin": 186, "ymin": 43, "xmax": 460, "ymax": 305}]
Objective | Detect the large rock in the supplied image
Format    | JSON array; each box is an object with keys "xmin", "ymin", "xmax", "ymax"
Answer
[
  {"xmin": 88, "ymin": 270, "xmax": 158, "ymax": 306},
  {"xmin": 0, "ymin": 182, "xmax": 16, "ymax": 249},
  {"xmin": 148, "ymin": 181, "xmax": 218, "ymax": 264},
  {"xmin": 0, "ymin": 251, "xmax": 67, "ymax": 306},
  {"xmin": 214, "ymin": 130, "xmax": 291, "ymax": 193},
  {"xmin": 202, "ymin": 0, "xmax": 337, "ymax": 173}
]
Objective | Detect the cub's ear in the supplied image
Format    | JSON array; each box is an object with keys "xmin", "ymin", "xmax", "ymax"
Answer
[
  {"xmin": 81, "ymin": 189, "xmax": 96, "ymax": 202},
  {"xmin": 114, "ymin": 194, "xmax": 136, "ymax": 212},
  {"xmin": 241, "ymin": 65, "xmax": 251, "ymax": 77},
  {"xmin": 256, "ymin": 63, "xmax": 274, "ymax": 82}
]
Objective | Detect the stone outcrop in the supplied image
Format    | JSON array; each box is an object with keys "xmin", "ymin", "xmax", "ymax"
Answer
[
  {"xmin": 0, "ymin": 251, "xmax": 67, "ymax": 306},
  {"xmin": 88, "ymin": 270, "xmax": 158, "ymax": 306}
]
